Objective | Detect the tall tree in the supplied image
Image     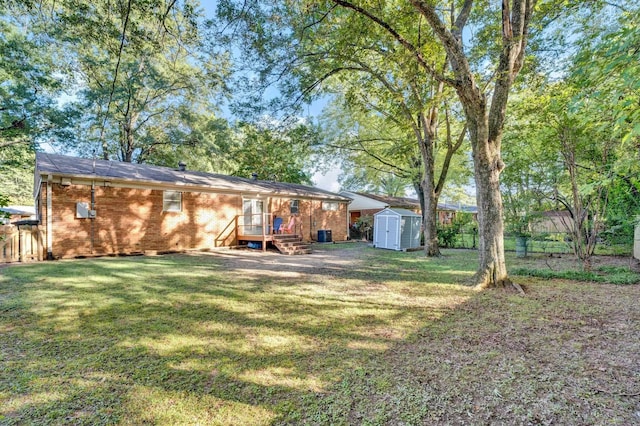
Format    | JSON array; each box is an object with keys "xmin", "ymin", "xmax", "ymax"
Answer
[
  {"xmin": 219, "ymin": 0, "xmax": 536, "ymax": 285},
  {"xmin": 570, "ymin": 1, "xmax": 640, "ymax": 245},
  {"xmin": 218, "ymin": 1, "xmax": 469, "ymax": 257},
  {"xmin": 321, "ymin": 98, "xmax": 471, "ymax": 232},
  {"xmin": 229, "ymin": 120, "xmax": 316, "ymax": 184},
  {"xmin": 1, "ymin": 2, "xmax": 76, "ymax": 205},
  {"xmin": 45, "ymin": 0, "xmax": 229, "ymax": 162},
  {"xmin": 0, "ymin": 3, "xmax": 73, "ymax": 149}
]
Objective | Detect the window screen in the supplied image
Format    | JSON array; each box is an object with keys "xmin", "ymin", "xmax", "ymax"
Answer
[
  {"xmin": 322, "ymin": 201, "xmax": 339, "ymax": 211},
  {"xmin": 290, "ymin": 199, "xmax": 299, "ymax": 214},
  {"xmin": 163, "ymin": 191, "xmax": 182, "ymax": 212}
]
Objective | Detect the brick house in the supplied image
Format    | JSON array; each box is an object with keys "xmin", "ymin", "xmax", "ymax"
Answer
[{"xmin": 34, "ymin": 153, "xmax": 350, "ymax": 259}]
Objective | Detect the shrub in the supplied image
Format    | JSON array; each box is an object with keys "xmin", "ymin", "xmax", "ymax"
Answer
[{"xmin": 437, "ymin": 226, "xmax": 457, "ymax": 248}]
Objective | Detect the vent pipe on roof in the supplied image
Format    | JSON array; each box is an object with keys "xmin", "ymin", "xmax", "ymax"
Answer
[
  {"xmin": 251, "ymin": 172, "xmax": 258, "ymax": 181},
  {"xmin": 178, "ymin": 161, "xmax": 186, "ymax": 172}
]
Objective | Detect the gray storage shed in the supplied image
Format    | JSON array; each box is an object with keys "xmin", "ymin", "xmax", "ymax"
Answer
[{"xmin": 373, "ymin": 208, "xmax": 422, "ymax": 251}]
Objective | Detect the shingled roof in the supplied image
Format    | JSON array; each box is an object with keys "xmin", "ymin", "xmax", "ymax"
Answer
[
  {"xmin": 35, "ymin": 152, "xmax": 350, "ymax": 201},
  {"xmin": 354, "ymin": 192, "xmax": 420, "ymax": 209},
  {"xmin": 349, "ymin": 192, "xmax": 477, "ymax": 213}
]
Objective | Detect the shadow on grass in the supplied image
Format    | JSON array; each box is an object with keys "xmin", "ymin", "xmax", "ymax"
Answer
[
  {"xmin": 286, "ymin": 278, "xmax": 640, "ymax": 425},
  {"xmin": 0, "ymin": 248, "xmax": 474, "ymax": 424}
]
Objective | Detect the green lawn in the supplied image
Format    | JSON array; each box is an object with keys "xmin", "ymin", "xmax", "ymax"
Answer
[
  {"xmin": 1, "ymin": 246, "xmax": 638, "ymax": 424},
  {"xmin": 502, "ymin": 236, "xmax": 632, "ymax": 256}
]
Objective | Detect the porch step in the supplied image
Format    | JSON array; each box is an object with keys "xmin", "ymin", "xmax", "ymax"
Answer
[{"xmin": 272, "ymin": 234, "xmax": 311, "ymax": 255}]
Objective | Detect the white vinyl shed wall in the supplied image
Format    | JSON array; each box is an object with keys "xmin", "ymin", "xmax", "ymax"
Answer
[{"xmin": 373, "ymin": 208, "xmax": 422, "ymax": 251}]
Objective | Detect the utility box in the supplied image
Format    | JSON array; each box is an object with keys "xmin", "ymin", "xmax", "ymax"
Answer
[{"xmin": 373, "ymin": 208, "xmax": 421, "ymax": 251}]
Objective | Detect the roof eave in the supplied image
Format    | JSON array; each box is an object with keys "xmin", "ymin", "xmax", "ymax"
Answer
[{"xmin": 35, "ymin": 169, "xmax": 350, "ymax": 202}]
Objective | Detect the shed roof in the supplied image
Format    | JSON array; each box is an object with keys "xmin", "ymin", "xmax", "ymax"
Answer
[
  {"xmin": 356, "ymin": 193, "xmax": 420, "ymax": 209},
  {"xmin": 35, "ymin": 152, "xmax": 350, "ymax": 201},
  {"xmin": 374, "ymin": 207, "xmax": 421, "ymax": 217}
]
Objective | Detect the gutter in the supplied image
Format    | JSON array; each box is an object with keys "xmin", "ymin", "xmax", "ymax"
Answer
[{"xmin": 36, "ymin": 171, "xmax": 352, "ymax": 203}]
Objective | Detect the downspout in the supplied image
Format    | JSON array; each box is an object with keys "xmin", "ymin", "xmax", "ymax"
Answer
[
  {"xmin": 91, "ymin": 181, "xmax": 95, "ymax": 254},
  {"xmin": 309, "ymin": 200, "xmax": 313, "ymax": 241},
  {"xmin": 46, "ymin": 175, "xmax": 53, "ymax": 259},
  {"xmin": 345, "ymin": 202, "xmax": 349, "ymax": 241},
  {"xmin": 91, "ymin": 157, "xmax": 96, "ymax": 254}
]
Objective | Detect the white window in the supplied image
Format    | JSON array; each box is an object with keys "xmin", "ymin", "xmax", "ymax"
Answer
[
  {"xmin": 322, "ymin": 201, "xmax": 339, "ymax": 211},
  {"xmin": 242, "ymin": 198, "xmax": 265, "ymax": 235},
  {"xmin": 163, "ymin": 191, "xmax": 182, "ymax": 212},
  {"xmin": 290, "ymin": 199, "xmax": 299, "ymax": 214}
]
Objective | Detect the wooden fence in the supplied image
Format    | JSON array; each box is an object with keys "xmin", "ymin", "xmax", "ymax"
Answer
[{"xmin": 0, "ymin": 224, "xmax": 44, "ymax": 263}]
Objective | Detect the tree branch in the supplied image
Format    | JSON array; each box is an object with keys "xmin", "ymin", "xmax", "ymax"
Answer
[
  {"xmin": 98, "ymin": 0, "xmax": 132, "ymax": 160},
  {"xmin": 330, "ymin": 0, "xmax": 452, "ymax": 86}
]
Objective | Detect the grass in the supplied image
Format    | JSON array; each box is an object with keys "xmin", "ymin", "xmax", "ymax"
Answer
[
  {"xmin": 502, "ymin": 236, "xmax": 632, "ymax": 256},
  {"xmin": 1, "ymin": 245, "xmax": 639, "ymax": 424},
  {"xmin": 511, "ymin": 265, "xmax": 640, "ymax": 284}
]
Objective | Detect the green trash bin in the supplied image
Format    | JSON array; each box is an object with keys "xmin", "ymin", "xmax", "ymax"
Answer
[{"xmin": 515, "ymin": 236, "xmax": 528, "ymax": 257}]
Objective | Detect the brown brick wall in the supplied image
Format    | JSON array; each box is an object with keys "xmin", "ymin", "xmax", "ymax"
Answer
[
  {"xmin": 359, "ymin": 208, "xmax": 383, "ymax": 218},
  {"xmin": 43, "ymin": 183, "xmax": 241, "ymax": 258},
  {"xmin": 40, "ymin": 182, "xmax": 348, "ymax": 258},
  {"xmin": 269, "ymin": 198, "xmax": 348, "ymax": 242}
]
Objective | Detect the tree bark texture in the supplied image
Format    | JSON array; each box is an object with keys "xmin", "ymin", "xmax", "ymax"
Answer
[
  {"xmin": 422, "ymin": 181, "xmax": 440, "ymax": 256},
  {"xmin": 468, "ymin": 117, "xmax": 510, "ymax": 288},
  {"xmin": 418, "ymin": 117, "xmax": 441, "ymax": 257}
]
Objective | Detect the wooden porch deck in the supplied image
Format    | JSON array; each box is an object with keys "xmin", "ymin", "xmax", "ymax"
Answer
[
  {"xmin": 237, "ymin": 234, "xmax": 275, "ymax": 242},
  {"xmin": 236, "ymin": 213, "xmax": 304, "ymax": 253}
]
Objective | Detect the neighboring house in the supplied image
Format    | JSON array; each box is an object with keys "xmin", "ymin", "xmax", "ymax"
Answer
[
  {"xmin": 0, "ymin": 205, "xmax": 36, "ymax": 224},
  {"xmin": 34, "ymin": 153, "xmax": 350, "ymax": 259},
  {"xmin": 340, "ymin": 191, "xmax": 476, "ymax": 226},
  {"xmin": 532, "ymin": 210, "xmax": 572, "ymax": 234},
  {"xmin": 339, "ymin": 192, "xmax": 395, "ymax": 225},
  {"xmin": 437, "ymin": 202, "xmax": 478, "ymax": 225}
]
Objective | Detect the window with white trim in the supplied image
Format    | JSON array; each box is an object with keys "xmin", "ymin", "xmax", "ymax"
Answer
[
  {"xmin": 290, "ymin": 199, "xmax": 299, "ymax": 214},
  {"xmin": 163, "ymin": 190, "xmax": 182, "ymax": 212},
  {"xmin": 322, "ymin": 201, "xmax": 339, "ymax": 211}
]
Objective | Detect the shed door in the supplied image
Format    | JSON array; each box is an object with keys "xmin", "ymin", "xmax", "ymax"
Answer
[
  {"xmin": 375, "ymin": 214, "xmax": 400, "ymax": 250},
  {"xmin": 374, "ymin": 216, "xmax": 387, "ymax": 248},
  {"xmin": 387, "ymin": 216, "xmax": 399, "ymax": 249}
]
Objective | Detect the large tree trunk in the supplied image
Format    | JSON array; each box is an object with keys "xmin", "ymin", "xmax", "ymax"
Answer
[
  {"xmin": 470, "ymin": 118, "xmax": 510, "ymax": 288},
  {"xmin": 422, "ymin": 181, "xmax": 440, "ymax": 256},
  {"xmin": 419, "ymin": 128, "xmax": 440, "ymax": 256},
  {"xmin": 416, "ymin": 0, "xmax": 534, "ymax": 288}
]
